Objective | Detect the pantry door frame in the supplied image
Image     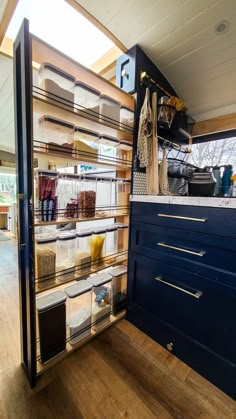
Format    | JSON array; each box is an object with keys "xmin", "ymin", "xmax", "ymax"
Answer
[{"xmin": 13, "ymin": 18, "xmax": 36, "ymax": 387}]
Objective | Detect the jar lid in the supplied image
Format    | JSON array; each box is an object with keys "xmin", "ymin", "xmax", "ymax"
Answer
[
  {"xmin": 100, "ymin": 94, "xmax": 121, "ymax": 106},
  {"xmin": 36, "ymin": 233, "xmax": 57, "ymax": 243},
  {"xmin": 107, "ymin": 225, "xmax": 118, "ymax": 232},
  {"xmin": 39, "ymin": 115, "xmax": 75, "ymax": 130},
  {"xmin": 64, "ymin": 280, "xmax": 92, "ymax": 298},
  {"xmin": 36, "ymin": 291, "xmax": 66, "ymax": 312},
  {"xmin": 109, "ymin": 265, "xmax": 127, "ymax": 277},
  {"xmin": 120, "ymin": 141, "xmax": 133, "ymax": 148},
  {"xmin": 92, "ymin": 227, "xmax": 107, "ymax": 234},
  {"xmin": 114, "ymin": 223, "xmax": 128, "ymax": 229},
  {"xmin": 75, "ymin": 127, "xmax": 99, "ymax": 137},
  {"xmin": 58, "ymin": 232, "xmax": 76, "ymax": 240},
  {"xmin": 99, "ymin": 134, "xmax": 119, "ymax": 144},
  {"xmin": 75, "ymin": 81, "xmax": 100, "ymax": 96},
  {"xmin": 39, "ymin": 63, "xmax": 76, "ymax": 82},
  {"xmin": 38, "ymin": 170, "xmax": 58, "ymax": 177},
  {"xmin": 88, "ymin": 272, "xmax": 112, "ymax": 286},
  {"xmin": 77, "ymin": 229, "xmax": 93, "ymax": 237}
]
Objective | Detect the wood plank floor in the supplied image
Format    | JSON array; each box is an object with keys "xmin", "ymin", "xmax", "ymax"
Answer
[{"xmin": 0, "ymin": 239, "xmax": 235, "ymax": 418}]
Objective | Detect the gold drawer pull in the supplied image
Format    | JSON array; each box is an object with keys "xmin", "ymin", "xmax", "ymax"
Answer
[
  {"xmin": 158, "ymin": 214, "xmax": 207, "ymax": 222},
  {"xmin": 157, "ymin": 242, "xmax": 205, "ymax": 257},
  {"xmin": 155, "ymin": 277, "xmax": 203, "ymax": 299}
]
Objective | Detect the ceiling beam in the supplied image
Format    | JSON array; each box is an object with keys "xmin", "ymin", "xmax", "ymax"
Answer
[
  {"xmin": 65, "ymin": 0, "xmax": 127, "ymax": 52},
  {"xmin": 0, "ymin": 0, "xmax": 18, "ymax": 46}
]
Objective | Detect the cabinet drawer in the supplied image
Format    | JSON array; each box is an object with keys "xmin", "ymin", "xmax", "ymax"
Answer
[
  {"xmin": 126, "ymin": 302, "xmax": 236, "ymax": 400},
  {"xmin": 131, "ymin": 202, "xmax": 236, "ymax": 239},
  {"xmin": 128, "ymin": 252, "xmax": 236, "ymax": 364},
  {"xmin": 130, "ymin": 222, "xmax": 236, "ymax": 282}
]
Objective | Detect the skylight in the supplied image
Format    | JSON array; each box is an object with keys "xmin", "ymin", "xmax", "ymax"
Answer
[{"xmin": 6, "ymin": 0, "xmax": 114, "ymax": 67}]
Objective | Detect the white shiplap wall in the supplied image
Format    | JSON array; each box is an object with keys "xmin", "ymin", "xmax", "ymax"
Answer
[{"xmin": 77, "ymin": 0, "xmax": 236, "ymax": 121}]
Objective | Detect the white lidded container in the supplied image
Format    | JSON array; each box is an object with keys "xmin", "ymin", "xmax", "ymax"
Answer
[
  {"xmin": 120, "ymin": 106, "xmax": 134, "ymax": 129},
  {"xmin": 73, "ymin": 127, "xmax": 99, "ymax": 159},
  {"xmin": 88, "ymin": 273, "xmax": 112, "ymax": 330},
  {"xmin": 64, "ymin": 280, "xmax": 92, "ymax": 345},
  {"xmin": 56, "ymin": 173, "xmax": 80, "ymax": 218},
  {"xmin": 79, "ymin": 176, "xmax": 97, "ymax": 218},
  {"xmin": 57, "ymin": 232, "xmax": 76, "ymax": 281},
  {"xmin": 109, "ymin": 265, "xmax": 127, "ymax": 315},
  {"xmin": 99, "ymin": 95, "xmax": 121, "ymax": 125},
  {"xmin": 74, "ymin": 81, "xmax": 100, "ymax": 118},
  {"xmin": 117, "ymin": 141, "xmax": 133, "ymax": 165},
  {"xmin": 98, "ymin": 134, "xmax": 119, "ymax": 164},
  {"xmin": 114, "ymin": 222, "xmax": 129, "ymax": 252},
  {"xmin": 90, "ymin": 227, "xmax": 106, "ymax": 268},
  {"xmin": 38, "ymin": 63, "xmax": 75, "ymax": 109},
  {"xmin": 115, "ymin": 179, "xmax": 130, "ymax": 214},
  {"xmin": 35, "ymin": 233, "xmax": 57, "ymax": 288},
  {"xmin": 106, "ymin": 225, "xmax": 118, "ymax": 258},
  {"xmin": 36, "ymin": 290, "xmax": 67, "ymax": 363},
  {"xmin": 75, "ymin": 229, "xmax": 92, "ymax": 275},
  {"xmin": 38, "ymin": 116, "xmax": 75, "ymax": 155},
  {"xmin": 96, "ymin": 176, "xmax": 112, "ymax": 215}
]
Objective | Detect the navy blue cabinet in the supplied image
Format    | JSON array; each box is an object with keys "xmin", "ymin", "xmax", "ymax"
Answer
[{"xmin": 127, "ymin": 202, "xmax": 236, "ymax": 399}]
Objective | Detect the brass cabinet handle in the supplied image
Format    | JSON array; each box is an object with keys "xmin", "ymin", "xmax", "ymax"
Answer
[
  {"xmin": 155, "ymin": 277, "xmax": 203, "ymax": 299},
  {"xmin": 157, "ymin": 242, "xmax": 206, "ymax": 257},
  {"xmin": 157, "ymin": 214, "xmax": 207, "ymax": 222}
]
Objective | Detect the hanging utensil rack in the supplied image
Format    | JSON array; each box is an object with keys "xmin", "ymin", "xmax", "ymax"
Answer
[
  {"xmin": 158, "ymin": 135, "xmax": 191, "ymax": 154},
  {"xmin": 140, "ymin": 71, "xmax": 172, "ymax": 98}
]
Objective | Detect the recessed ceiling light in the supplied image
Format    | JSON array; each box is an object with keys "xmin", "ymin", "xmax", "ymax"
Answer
[{"xmin": 215, "ymin": 20, "xmax": 230, "ymax": 34}]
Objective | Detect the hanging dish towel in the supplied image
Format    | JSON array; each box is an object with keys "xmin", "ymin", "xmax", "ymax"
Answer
[
  {"xmin": 137, "ymin": 88, "xmax": 153, "ymax": 168},
  {"xmin": 147, "ymin": 91, "xmax": 159, "ymax": 195}
]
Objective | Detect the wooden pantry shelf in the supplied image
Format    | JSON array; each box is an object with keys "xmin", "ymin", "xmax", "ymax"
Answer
[
  {"xmin": 34, "ymin": 150, "xmax": 132, "ymax": 171},
  {"xmin": 33, "ymin": 95, "xmax": 133, "ymax": 143},
  {"xmin": 31, "ymin": 35, "xmax": 134, "ymax": 110},
  {"xmin": 35, "ymin": 252, "xmax": 128, "ymax": 294},
  {"xmin": 34, "ymin": 211, "xmax": 129, "ymax": 227},
  {"xmin": 36, "ymin": 310, "xmax": 125, "ymax": 375}
]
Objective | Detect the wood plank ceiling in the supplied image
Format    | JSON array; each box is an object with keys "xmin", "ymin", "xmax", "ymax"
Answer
[{"xmin": 76, "ymin": 0, "xmax": 236, "ymax": 122}]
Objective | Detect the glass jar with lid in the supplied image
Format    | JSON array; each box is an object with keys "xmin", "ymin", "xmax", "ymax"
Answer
[
  {"xmin": 98, "ymin": 134, "xmax": 119, "ymax": 165},
  {"xmin": 56, "ymin": 173, "xmax": 81, "ymax": 220},
  {"xmin": 115, "ymin": 179, "xmax": 130, "ymax": 215},
  {"xmin": 73, "ymin": 127, "xmax": 99, "ymax": 160},
  {"xmin": 117, "ymin": 141, "xmax": 133, "ymax": 166},
  {"xmin": 120, "ymin": 106, "xmax": 134, "ymax": 130},
  {"xmin": 88, "ymin": 273, "xmax": 112, "ymax": 330},
  {"xmin": 38, "ymin": 116, "xmax": 75, "ymax": 155},
  {"xmin": 35, "ymin": 233, "xmax": 57, "ymax": 288},
  {"xmin": 74, "ymin": 82, "xmax": 100, "ymax": 119},
  {"xmin": 56, "ymin": 232, "xmax": 76, "ymax": 281},
  {"xmin": 114, "ymin": 223, "xmax": 129, "ymax": 253},
  {"xmin": 64, "ymin": 280, "xmax": 92, "ymax": 345},
  {"xmin": 105, "ymin": 225, "xmax": 118, "ymax": 259}
]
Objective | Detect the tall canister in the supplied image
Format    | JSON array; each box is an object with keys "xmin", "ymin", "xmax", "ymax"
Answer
[
  {"xmin": 109, "ymin": 265, "xmax": 127, "ymax": 315},
  {"xmin": 88, "ymin": 273, "xmax": 112, "ymax": 330},
  {"xmin": 75, "ymin": 229, "xmax": 92, "ymax": 275},
  {"xmin": 36, "ymin": 291, "xmax": 67, "ymax": 363},
  {"xmin": 57, "ymin": 232, "xmax": 76, "ymax": 281},
  {"xmin": 64, "ymin": 280, "xmax": 92, "ymax": 345}
]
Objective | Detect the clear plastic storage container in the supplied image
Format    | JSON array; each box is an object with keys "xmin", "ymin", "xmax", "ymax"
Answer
[
  {"xmin": 117, "ymin": 141, "xmax": 133, "ymax": 165},
  {"xmin": 120, "ymin": 106, "xmax": 134, "ymax": 129},
  {"xmin": 36, "ymin": 290, "xmax": 67, "ymax": 363},
  {"xmin": 98, "ymin": 134, "xmax": 119, "ymax": 164},
  {"xmin": 57, "ymin": 232, "xmax": 76, "ymax": 281},
  {"xmin": 115, "ymin": 223, "xmax": 129, "ymax": 252},
  {"xmin": 74, "ymin": 82, "xmax": 100, "ymax": 118},
  {"xmin": 35, "ymin": 234, "xmax": 57, "ymax": 288},
  {"xmin": 56, "ymin": 173, "xmax": 80, "ymax": 219},
  {"xmin": 90, "ymin": 227, "xmax": 106, "ymax": 268},
  {"xmin": 106, "ymin": 225, "xmax": 118, "ymax": 258},
  {"xmin": 100, "ymin": 95, "xmax": 120, "ymax": 125},
  {"xmin": 96, "ymin": 177, "xmax": 112, "ymax": 215},
  {"xmin": 75, "ymin": 229, "xmax": 92, "ymax": 275},
  {"xmin": 37, "ymin": 170, "xmax": 58, "ymax": 222},
  {"xmin": 38, "ymin": 63, "xmax": 75, "ymax": 108},
  {"xmin": 73, "ymin": 127, "xmax": 99, "ymax": 160},
  {"xmin": 88, "ymin": 273, "xmax": 112, "ymax": 330},
  {"xmin": 79, "ymin": 176, "xmax": 97, "ymax": 218},
  {"xmin": 64, "ymin": 280, "xmax": 92, "ymax": 345},
  {"xmin": 109, "ymin": 265, "xmax": 127, "ymax": 315},
  {"xmin": 116, "ymin": 179, "xmax": 130, "ymax": 214},
  {"xmin": 38, "ymin": 116, "xmax": 75, "ymax": 155}
]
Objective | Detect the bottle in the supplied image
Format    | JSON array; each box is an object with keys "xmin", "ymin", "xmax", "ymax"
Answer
[{"xmin": 222, "ymin": 165, "xmax": 233, "ymax": 196}]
